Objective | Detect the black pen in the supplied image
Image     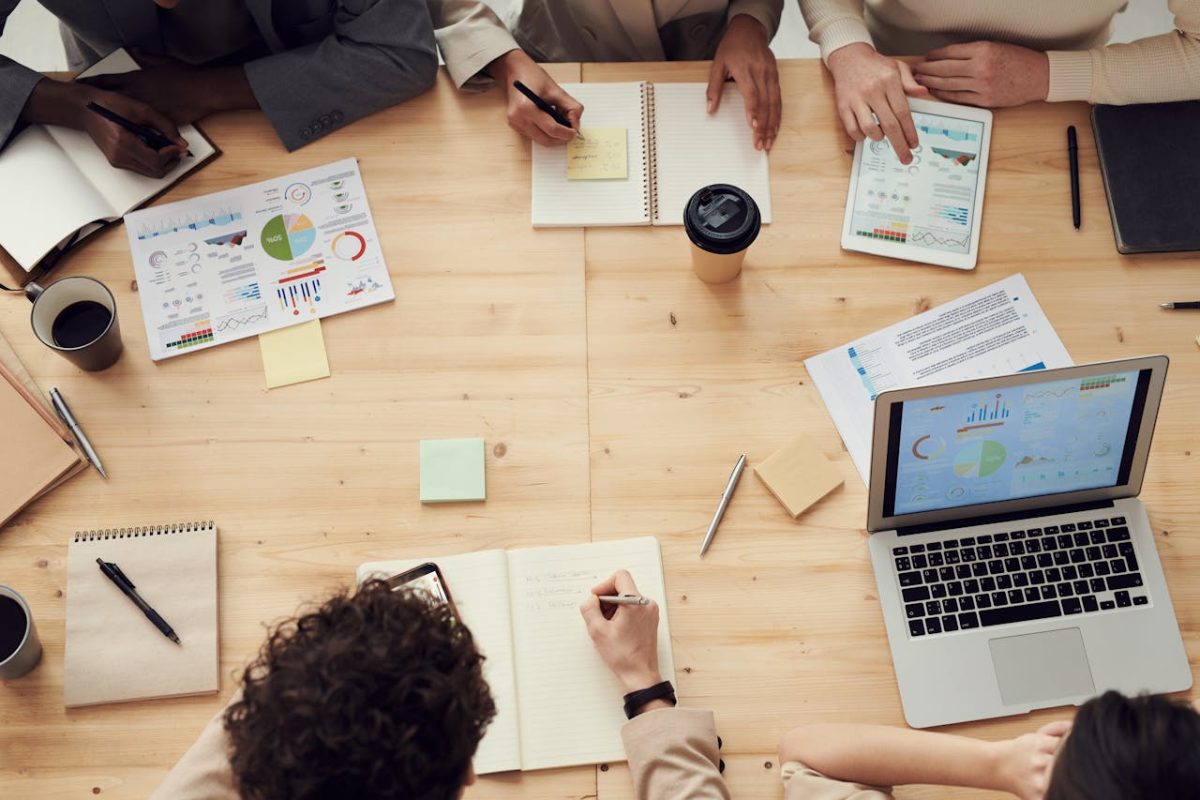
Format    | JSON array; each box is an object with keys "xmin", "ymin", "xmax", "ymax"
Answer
[
  {"xmin": 96, "ymin": 557, "xmax": 181, "ymax": 645},
  {"xmin": 512, "ymin": 80, "xmax": 584, "ymax": 139},
  {"xmin": 1159, "ymin": 302, "xmax": 1200, "ymax": 309},
  {"xmin": 85, "ymin": 102, "xmax": 193, "ymax": 157},
  {"xmin": 1067, "ymin": 125, "xmax": 1080, "ymax": 229}
]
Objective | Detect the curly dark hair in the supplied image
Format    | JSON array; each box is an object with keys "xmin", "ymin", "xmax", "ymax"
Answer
[
  {"xmin": 224, "ymin": 579, "xmax": 496, "ymax": 800},
  {"xmin": 1046, "ymin": 690, "xmax": 1200, "ymax": 800}
]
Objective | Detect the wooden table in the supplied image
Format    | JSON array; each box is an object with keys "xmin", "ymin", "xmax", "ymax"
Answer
[{"xmin": 0, "ymin": 60, "xmax": 1196, "ymax": 799}]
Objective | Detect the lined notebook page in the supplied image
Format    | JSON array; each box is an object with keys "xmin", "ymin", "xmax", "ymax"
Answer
[
  {"xmin": 508, "ymin": 537, "xmax": 674, "ymax": 771},
  {"xmin": 651, "ymin": 83, "xmax": 773, "ymax": 225},
  {"xmin": 531, "ymin": 82, "xmax": 650, "ymax": 227},
  {"xmin": 357, "ymin": 550, "xmax": 521, "ymax": 774},
  {"xmin": 64, "ymin": 523, "xmax": 218, "ymax": 707}
]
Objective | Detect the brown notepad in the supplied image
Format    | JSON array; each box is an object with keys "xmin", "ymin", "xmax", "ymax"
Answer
[
  {"xmin": 0, "ymin": 335, "xmax": 87, "ymax": 528},
  {"xmin": 754, "ymin": 436, "xmax": 845, "ymax": 519},
  {"xmin": 64, "ymin": 521, "xmax": 219, "ymax": 707}
]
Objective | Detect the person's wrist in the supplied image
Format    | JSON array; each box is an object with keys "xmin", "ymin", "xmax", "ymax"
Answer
[
  {"xmin": 727, "ymin": 13, "xmax": 767, "ymax": 42},
  {"xmin": 617, "ymin": 669, "xmax": 663, "ymax": 695},
  {"xmin": 980, "ymin": 739, "xmax": 1016, "ymax": 793},
  {"xmin": 22, "ymin": 78, "xmax": 90, "ymax": 128},
  {"xmin": 487, "ymin": 49, "xmax": 526, "ymax": 85},
  {"xmin": 827, "ymin": 41, "xmax": 874, "ymax": 71}
]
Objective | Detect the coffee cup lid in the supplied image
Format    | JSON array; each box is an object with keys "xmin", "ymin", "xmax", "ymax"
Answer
[{"xmin": 684, "ymin": 184, "xmax": 761, "ymax": 255}]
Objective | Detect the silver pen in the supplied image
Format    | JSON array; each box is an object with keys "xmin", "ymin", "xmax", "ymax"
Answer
[
  {"xmin": 49, "ymin": 388, "xmax": 107, "ymax": 479},
  {"xmin": 598, "ymin": 594, "xmax": 650, "ymax": 606},
  {"xmin": 699, "ymin": 454, "xmax": 747, "ymax": 556}
]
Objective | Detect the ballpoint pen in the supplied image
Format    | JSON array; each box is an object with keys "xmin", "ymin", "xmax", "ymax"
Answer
[
  {"xmin": 96, "ymin": 557, "xmax": 181, "ymax": 645},
  {"xmin": 1159, "ymin": 302, "xmax": 1200, "ymax": 310},
  {"xmin": 1067, "ymin": 125, "xmax": 1081, "ymax": 230},
  {"xmin": 700, "ymin": 454, "xmax": 747, "ymax": 556},
  {"xmin": 85, "ymin": 102, "xmax": 193, "ymax": 157},
  {"xmin": 598, "ymin": 594, "xmax": 650, "ymax": 606},
  {"xmin": 512, "ymin": 80, "xmax": 584, "ymax": 139},
  {"xmin": 49, "ymin": 387, "xmax": 107, "ymax": 478}
]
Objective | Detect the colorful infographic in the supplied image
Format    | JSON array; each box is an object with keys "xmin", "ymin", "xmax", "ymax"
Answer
[{"xmin": 126, "ymin": 158, "xmax": 393, "ymax": 360}]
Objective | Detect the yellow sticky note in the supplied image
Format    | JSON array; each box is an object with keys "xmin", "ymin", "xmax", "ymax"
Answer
[
  {"xmin": 753, "ymin": 436, "xmax": 845, "ymax": 519},
  {"xmin": 258, "ymin": 319, "xmax": 330, "ymax": 389},
  {"xmin": 567, "ymin": 128, "xmax": 627, "ymax": 180}
]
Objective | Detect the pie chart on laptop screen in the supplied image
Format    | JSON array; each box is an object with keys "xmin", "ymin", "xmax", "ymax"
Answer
[
  {"xmin": 261, "ymin": 214, "xmax": 316, "ymax": 261},
  {"xmin": 953, "ymin": 440, "xmax": 1006, "ymax": 478}
]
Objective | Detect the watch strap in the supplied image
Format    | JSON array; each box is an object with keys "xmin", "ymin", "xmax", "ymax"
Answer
[{"xmin": 623, "ymin": 680, "xmax": 677, "ymax": 719}]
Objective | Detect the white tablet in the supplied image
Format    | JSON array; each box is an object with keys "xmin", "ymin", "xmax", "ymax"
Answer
[{"xmin": 841, "ymin": 98, "xmax": 993, "ymax": 270}]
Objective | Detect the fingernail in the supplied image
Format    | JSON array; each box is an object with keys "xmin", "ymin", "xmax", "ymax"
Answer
[
  {"xmin": 707, "ymin": 100, "xmax": 714, "ymax": 113},
  {"xmin": 752, "ymin": 118, "xmax": 759, "ymax": 129}
]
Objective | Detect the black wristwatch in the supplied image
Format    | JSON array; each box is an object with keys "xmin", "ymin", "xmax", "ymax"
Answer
[{"xmin": 623, "ymin": 680, "xmax": 677, "ymax": 719}]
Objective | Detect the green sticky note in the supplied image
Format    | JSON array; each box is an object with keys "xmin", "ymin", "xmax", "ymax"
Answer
[{"xmin": 420, "ymin": 438, "xmax": 486, "ymax": 503}]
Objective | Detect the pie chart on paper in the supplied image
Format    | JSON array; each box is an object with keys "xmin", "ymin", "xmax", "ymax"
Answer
[{"xmin": 261, "ymin": 214, "xmax": 317, "ymax": 261}]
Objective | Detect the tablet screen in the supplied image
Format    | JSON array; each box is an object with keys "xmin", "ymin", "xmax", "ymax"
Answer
[{"xmin": 848, "ymin": 111, "xmax": 986, "ymax": 256}]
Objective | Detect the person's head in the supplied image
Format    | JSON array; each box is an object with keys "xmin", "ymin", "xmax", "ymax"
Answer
[
  {"xmin": 224, "ymin": 580, "xmax": 496, "ymax": 800},
  {"xmin": 1046, "ymin": 690, "xmax": 1200, "ymax": 800}
]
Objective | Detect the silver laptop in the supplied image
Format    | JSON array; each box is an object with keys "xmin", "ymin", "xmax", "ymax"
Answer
[{"xmin": 866, "ymin": 355, "xmax": 1191, "ymax": 728}]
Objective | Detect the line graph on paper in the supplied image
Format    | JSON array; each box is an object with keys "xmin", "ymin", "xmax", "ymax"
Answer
[{"xmin": 215, "ymin": 305, "xmax": 269, "ymax": 333}]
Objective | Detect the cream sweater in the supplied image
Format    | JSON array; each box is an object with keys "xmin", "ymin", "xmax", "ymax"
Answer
[{"xmin": 798, "ymin": 0, "xmax": 1200, "ymax": 104}]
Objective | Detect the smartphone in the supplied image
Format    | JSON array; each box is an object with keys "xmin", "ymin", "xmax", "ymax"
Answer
[{"xmin": 386, "ymin": 562, "xmax": 459, "ymax": 619}]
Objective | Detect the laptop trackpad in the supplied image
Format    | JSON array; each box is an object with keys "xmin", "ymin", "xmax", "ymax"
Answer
[{"xmin": 989, "ymin": 628, "xmax": 1095, "ymax": 706}]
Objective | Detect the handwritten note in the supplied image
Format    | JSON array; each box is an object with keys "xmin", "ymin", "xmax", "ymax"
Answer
[{"xmin": 566, "ymin": 128, "xmax": 627, "ymax": 181}]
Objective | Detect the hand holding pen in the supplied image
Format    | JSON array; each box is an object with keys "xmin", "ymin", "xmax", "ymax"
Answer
[{"xmin": 486, "ymin": 50, "xmax": 584, "ymax": 146}]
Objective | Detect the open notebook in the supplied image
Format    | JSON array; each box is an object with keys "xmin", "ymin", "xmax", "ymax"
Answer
[
  {"xmin": 357, "ymin": 536, "xmax": 674, "ymax": 773},
  {"xmin": 0, "ymin": 49, "xmax": 218, "ymax": 272},
  {"xmin": 64, "ymin": 521, "xmax": 219, "ymax": 707},
  {"xmin": 532, "ymin": 82, "xmax": 772, "ymax": 227}
]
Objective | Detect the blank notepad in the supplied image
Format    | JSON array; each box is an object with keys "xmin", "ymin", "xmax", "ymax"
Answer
[
  {"xmin": 64, "ymin": 522, "xmax": 219, "ymax": 707},
  {"xmin": 358, "ymin": 536, "xmax": 673, "ymax": 773},
  {"xmin": 532, "ymin": 82, "xmax": 771, "ymax": 227}
]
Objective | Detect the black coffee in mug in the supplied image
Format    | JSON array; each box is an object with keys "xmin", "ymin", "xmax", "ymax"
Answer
[
  {"xmin": 51, "ymin": 300, "xmax": 113, "ymax": 348},
  {"xmin": 0, "ymin": 594, "xmax": 28, "ymax": 661}
]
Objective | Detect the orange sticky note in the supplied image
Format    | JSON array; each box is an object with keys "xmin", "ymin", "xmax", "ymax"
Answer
[{"xmin": 754, "ymin": 436, "xmax": 844, "ymax": 519}]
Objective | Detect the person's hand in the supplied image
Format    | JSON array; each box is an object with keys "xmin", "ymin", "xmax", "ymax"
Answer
[
  {"xmin": 579, "ymin": 570, "xmax": 662, "ymax": 694},
  {"xmin": 79, "ymin": 86, "xmax": 187, "ymax": 177},
  {"xmin": 488, "ymin": 49, "xmax": 583, "ymax": 146},
  {"xmin": 826, "ymin": 42, "xmax": 927, "ymax": 164},
  {"xmin": 79, "ymin": 52, "xmax": 221, "ymax": 125},
  {"xmin": 707, "ymin": 14, "xmax": 780, "ymax": 151},
  {"xmin": 990, "ymin": 720, "xmax": 1071, "ymax": 800},
  {"xmin": 912, "ymin": 41, "xmax": 1049, "ymax": 108}
]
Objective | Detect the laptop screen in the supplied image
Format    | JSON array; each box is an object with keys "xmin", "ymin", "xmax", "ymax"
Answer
[{"xmin": 883, "ymin": 368, "xmax": 1152, "ymax": 518}]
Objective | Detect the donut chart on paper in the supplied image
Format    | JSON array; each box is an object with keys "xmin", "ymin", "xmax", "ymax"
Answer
[
  {"xmin": 261, "ymin": 214, "xmax": 317, "ymax": 261},
  {"xmin": 332, "ymin": 230, "xmax": 367, "ymax": 261}
]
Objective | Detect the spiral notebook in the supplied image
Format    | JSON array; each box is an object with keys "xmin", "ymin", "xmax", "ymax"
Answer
[
  {"xmin": 64, "ymin": 521, "xmax": 219, "ymax": 707},
  {"xmin": 531, "ymin": 82, "xmax": 772, "ymax": 227}
]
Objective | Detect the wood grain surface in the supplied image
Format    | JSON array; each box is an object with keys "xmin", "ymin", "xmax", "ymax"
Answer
[{"xmin": 0, "ymin": 59, "xmax": 1196, "ymax": 800}]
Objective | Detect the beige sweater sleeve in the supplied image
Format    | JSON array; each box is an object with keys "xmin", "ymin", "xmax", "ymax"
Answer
[
  {"xmin": 149, "ymin": 706, "xmax": 239, "ymax": 800},
  {"xmin": 621, "ymin": 707, "xmax": 732, "ymax": 800},
  {"xmin": 1047, "ymin": 0, "xmax": 1200, "ymax": 104},
  {"xmin": 427, "ymin": 0, "xmax": 519, "ymax": 89},
  {"xmin": 797, "ymin": 0, "xmax": 873, "ymax": 62},
  {"xmin": 781, "ymin": 760, "xmax": 896, "ymax": 800}
]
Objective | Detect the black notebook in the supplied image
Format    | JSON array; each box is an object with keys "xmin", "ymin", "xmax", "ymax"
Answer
[{"xmin": 1092, "ymin": 101, "xmax": 1200, "ymax": 254}]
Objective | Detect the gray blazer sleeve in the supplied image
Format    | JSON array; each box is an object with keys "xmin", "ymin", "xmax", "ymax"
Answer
[
  {"xmin": 243, "ymin": 0, "xmax": 439, "ymax": 151},
  {"xmin": 0, "ymin": 0, "xmax": 50, "ymax": 147}
]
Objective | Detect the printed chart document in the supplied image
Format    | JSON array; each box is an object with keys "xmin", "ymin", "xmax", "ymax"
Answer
[
  {"xmin": 805, "ymin": 274, "xmax": 1072, "ymax": 484},
  {"xmin": 125, "ymin": 158, "xmax": 393, "ymax": 360},
  {"xmin": 357, "ymin": 537, "xmax": 674, "ymax": 774}
]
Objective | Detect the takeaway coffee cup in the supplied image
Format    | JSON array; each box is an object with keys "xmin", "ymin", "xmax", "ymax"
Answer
[
  {"xmin": 0, "ymin": 585, "xmax": 42, "ymax": 680},
  {"xmin": 25, "ymin": 276, "xmax": 123, "ymax": 371},
  {"xmin": 683, "ymin": 184, "xmax": 761, "ymax": 284}
]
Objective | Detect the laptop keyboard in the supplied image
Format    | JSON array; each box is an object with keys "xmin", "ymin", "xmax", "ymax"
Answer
[{"xmin": 893, "ymin": 515, "xmax": 1149, "ymax": 638}]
